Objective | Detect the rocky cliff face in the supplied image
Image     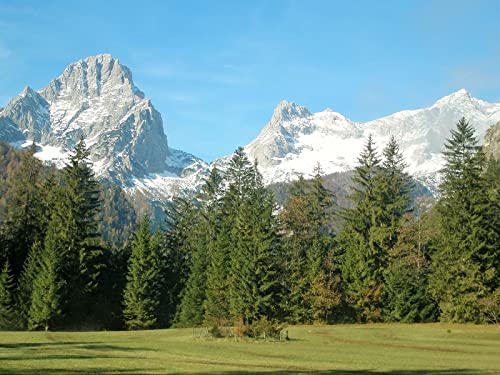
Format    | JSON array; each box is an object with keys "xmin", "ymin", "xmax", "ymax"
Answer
[
  {"xmin": 484, "ymin": 121, "xmax": 500, "ymax": 161},
  {"xmin": 0, "ymin": 54, "xmax": 207, "ymax": 201}
]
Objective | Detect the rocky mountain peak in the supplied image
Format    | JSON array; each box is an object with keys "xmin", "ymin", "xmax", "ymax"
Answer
[
  {"xmin": 270, "ymin": 100, "xmax": 311, "ymax": 125},
  {"xmin": 0, "ymin": 54, "xmax": 208, "ymax": 198}
]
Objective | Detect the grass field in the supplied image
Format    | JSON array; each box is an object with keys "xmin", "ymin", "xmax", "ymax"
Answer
[{"xmin": 0, "ymin": 324, "xmax": 499, "ymax": 374}]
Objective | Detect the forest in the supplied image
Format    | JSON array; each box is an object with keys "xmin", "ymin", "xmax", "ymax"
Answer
[{"xmin": 0, "ymin": 117, "xmax": 498, "ymax": 334}]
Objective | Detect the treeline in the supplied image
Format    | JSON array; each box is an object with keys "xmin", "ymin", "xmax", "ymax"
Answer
[{"xmin": 0, "ymin": 118, "xmax": 499, "ymax": 332}]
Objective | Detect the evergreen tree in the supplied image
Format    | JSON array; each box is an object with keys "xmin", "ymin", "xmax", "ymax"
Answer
[
  {"xmin": 15, "ymin": 242, "xmax": 42, "ymax": 329},
  {"xmin": 176, "ymin": 167, "xmax": 223, "ymax": 327},
  {"xmin": 383, "ymin": 199, "xmax": 439, "ymax": 322},
  {"xmin": 380, "ymin": 136, "xmax": 414, "ymax": 244},
  {"xmin": 203, "ymin": 214, "xmax": 232, "ymax": 326},
  {"xmin": 204, "ymin": 150, "xmax": 257, "ymax": 326},
  {"xmin": 430, "ymin": 118, "xmax": 495, "ymax": 322},
  {"xmin": 58, "ymin": 137, "xmax": 103, "ymax": 324},
  {"xmin": 0, "ymin": 260, "xmax": 16, "ymax": 329},
  {"xmin": 279, "ymin": 175, "xmax": 313, "ymax": 323},
  {"xmin": 228, "ymin": 183, "xmax": 280, "ymax": 324},
  {"xmin": 1, "ymin": 142, "xmax": 44, "ymax": 282},
  {"xmin": 123, "ymin": 216, "xmax": 161, "ymax": 329},
  {"xmin": 28, "ymin": 220, "xmax": 65, "ymax": 331},
  {"xmin": 339, "ymin": 135, "xmax": 387, "ymax": 321},
  {"xmin": 159, "ymin": 197, "xmax": 196, "ymax": 327}
]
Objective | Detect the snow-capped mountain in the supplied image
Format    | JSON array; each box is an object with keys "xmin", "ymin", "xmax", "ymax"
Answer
[
  {"xmin": 0, "ymin": 54, "xmax": 208, "ymax": 201},
  {"xmin": 1, "ymin": 54, "xmax": 499, "ymax": 206},
  {"xmin": 244, "ymin": 90, "xmax": 500, "ymax": 189}
]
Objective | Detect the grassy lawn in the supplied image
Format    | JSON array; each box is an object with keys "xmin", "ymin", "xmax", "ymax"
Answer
[{"xmin": 0, "ymin": 324, "xmax": 499, "ymax": 374}]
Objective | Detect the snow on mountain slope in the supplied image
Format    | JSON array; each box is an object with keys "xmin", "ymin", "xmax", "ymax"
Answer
[
  {"xmin": 244, "ymin": 89, "xmax": 500, "ymax": 189},
  {"xmin": 1, "ymin": 53, "xmax": 498, "ymax": 203},
  {"xmin": 0, "ymin": 54, "xmax": 208, "ymax": 201}
]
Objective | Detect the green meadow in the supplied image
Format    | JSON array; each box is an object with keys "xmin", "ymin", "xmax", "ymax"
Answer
[{"xmin": 0, "ymin": 324, "xmax": 499, "ymax": 374}]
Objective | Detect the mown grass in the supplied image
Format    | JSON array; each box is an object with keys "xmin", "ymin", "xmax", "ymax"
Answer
[{"xmin": 0, "ymin": 324, "xmax": 499, "ymax": 374}]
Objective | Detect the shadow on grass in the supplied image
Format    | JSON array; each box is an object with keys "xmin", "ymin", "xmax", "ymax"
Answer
[
  {"xmin": 0, "ymin": 368, "xmax": 490, "ymax": 374},
  {"xmin": 0, "ymin": 342, "xmax": 155, "ymax": 352}
]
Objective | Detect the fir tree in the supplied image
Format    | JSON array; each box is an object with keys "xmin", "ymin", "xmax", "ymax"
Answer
[
  {"xmin": 1, "ymin": 142, "xmax": 44, "ymax": 282},
  {"xmin": 123, "ymin": 216, "xmax": 161, "ymax": 329},
  {"xmin": 28, "ymin": 222, "xmax": 65, "ymax": 331},
  {"xmin": 159, "ymin": 198, "xmax": 196, "ymax": 327},
  {"xmin": 0, "ymin": 260, "xmax": 16, "ymax": 330},
  {"xmin": 430, "ymin": 118, "xmax": 494, "ymax": 322},
  {"xmin": 176, "ymin": 167, "xmax": 223, "ymax": 327},
  {"xmin": 15, "ymin": 242, "xmax": 42, "ymax": 329},
  {"xmin": 383, "ymin": 199, "xmax": 439, "ymax": 322},
  {"xmin": 339, "ymin": 135, "xmax": 387, "ymax": 321}
]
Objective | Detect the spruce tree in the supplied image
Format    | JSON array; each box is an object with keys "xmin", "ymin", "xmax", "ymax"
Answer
[
  {"xmin": 339, "ymin": 135, "xmax": 387, "ymax": 321},
  {"xmin": 228, "ymin": 161, "xmax": 281, "ymax": 324},
  {"xmin": 430, "ymin": 118, "xmax": 494, "ymax": 322},
  {"xmin": 15, "ymin": 242, "xmax": 42, "ymax": 328},
  {"xmin": 1, "ymin": 142, "xmax": 44, "ymax": 282},
  {"xmin": 204, "ymin": 149, "xmax": 257, "ymax": 326},
  {"xmin": 123, "ymin": 216, "xmax": 161, "ymax": 329},
  {"xmin": 0, "ymin": 260, "xmax": 16, "ymax": 330},
  {"xmin": 383, "ymin": 199, "xmax": 439, "ymax": 322},
  {"xmin": 28, "ymin": 221, "xmax": 65, "ymax": 331},
  {"xmin": 159, "ymin": 198, "xmax": 196, "ymax": 327},
  {"xmin": 176, "ymin": 167, "xmax": 223, "ymax": 327}
]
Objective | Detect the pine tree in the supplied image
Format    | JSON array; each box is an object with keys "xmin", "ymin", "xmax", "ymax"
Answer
[
  {"xmin": 380, "ymin": 136, "xmax": 414, "ymax": 243},
  {"xmin": 430, "ymin": 118, "xmax": 494, "ymax": 322},
  {"xmin": 229, "ymin": 184, "xmax": 280, "ymax": 324},
  {"xmin": 279, "ymin": 175, "xmax": 314, "ymax": 323},
  {"xmin": 28, "ymin": 221, "xmax": 65, "ymax": 331},
  {"xmin": 204, "ymin": 150, "xmax": 257, "ymax": 326},
  {"xmin": 59, "ymin": 137, "xmax": 103, "ymax": 324},
  {"xmin": 159, "ymin": 198, "xmax": 196, "ymax": 327},
  {"xmin": 15, "ymin": 242, "xmax": 42, "ymax": 328},
  {"xmin": 339, "ymin": 135, "xmax": 387, "ymax": 321},
  {"xmin": 1, "ymin": 142, "xmax": 44, "ymax": 282},
  {"xmin": 0, "ymin": 260, "xmax": 16, "ymax": 330},
  {"xmin": 383, "ymin": 199, "xmax": 439, "ymax": 322},
  {"xmin": 123, "ymin": 216, "xmax": 161, "ymax": 330},
  {"xmin": 176, "ymin": 167, "xmax": 223, "ymax": 327}
]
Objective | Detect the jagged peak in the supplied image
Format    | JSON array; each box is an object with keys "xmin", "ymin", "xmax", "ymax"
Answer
[
  {"xmin": 432, "ymin": 88, "xmax": 475, "ymax": 107},
  {"xmin": 271, "ymin": 100, "xmax": 310, "ymax": 124},
  {"xmin": 21, "ymin": 85, "xmax": 35, "ymax": 95},
  {"xmin": 12, "ymin": 86, "xmax": 45, "ymax": 104}
]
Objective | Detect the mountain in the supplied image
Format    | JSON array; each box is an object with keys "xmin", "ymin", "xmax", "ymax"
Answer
[
  {"xmin": 0, "ymin": 54, "xmax": 208, "ymax": 205},
  {"xmin": 484, "ymin": 121, "xmax": 500, "ymax": 161},
  {"xmin": 243, "ymin": 90, "xmax": 500, "ymax": 189},
  {"xmin": 1, "ymin": 54, "xmax": 499, "ymax": 208}
]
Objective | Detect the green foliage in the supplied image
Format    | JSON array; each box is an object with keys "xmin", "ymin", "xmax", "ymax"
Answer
[
  {"xmin": 280, "ymin": 167, "xmax": 341, "ymax": 324},
  {"xmin": 430, "ymin": 118, "xmax": 496, "ymax": 322},
  {"xmin": 1, "ymin": 142, "xmax": 44, "ymax": 283},
  {"xmin": 123, "ymin": 216, "xmax": 161, "ymax": 329},
  {"xmin": 28, "ymin": 225, "xmax": 65, "ymax": 331},
  {"xmin": 383, "ymin": 201, "xmax": 439, "ymax": 322},
  {"xmin": 0, "ymin": 260, "xmax": 16, "ymax": 330}
]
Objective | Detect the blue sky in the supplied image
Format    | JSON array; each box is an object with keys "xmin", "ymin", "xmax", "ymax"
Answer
[{"xmin": 0, "ymin": 0, "xmax": 499, "ymax": 161}]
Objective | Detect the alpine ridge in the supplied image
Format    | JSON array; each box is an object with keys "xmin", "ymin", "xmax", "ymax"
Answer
[
  {"xmin": 1, "ymin": 54, "xmax": 500, "ymax": 205},
  {"xmin": 243, "ymin": 89, "xmax": 500, "ymax": 189}
]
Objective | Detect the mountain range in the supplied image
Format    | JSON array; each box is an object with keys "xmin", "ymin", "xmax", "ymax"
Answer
[{"xmin": 1, "ymin": 54, "xmax": 499, "ymax": 206}]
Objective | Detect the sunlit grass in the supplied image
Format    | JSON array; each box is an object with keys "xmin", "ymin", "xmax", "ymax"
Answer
[{"xmin": 0, "ymin": 324, "xmax": 499, "ymax": 374}]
